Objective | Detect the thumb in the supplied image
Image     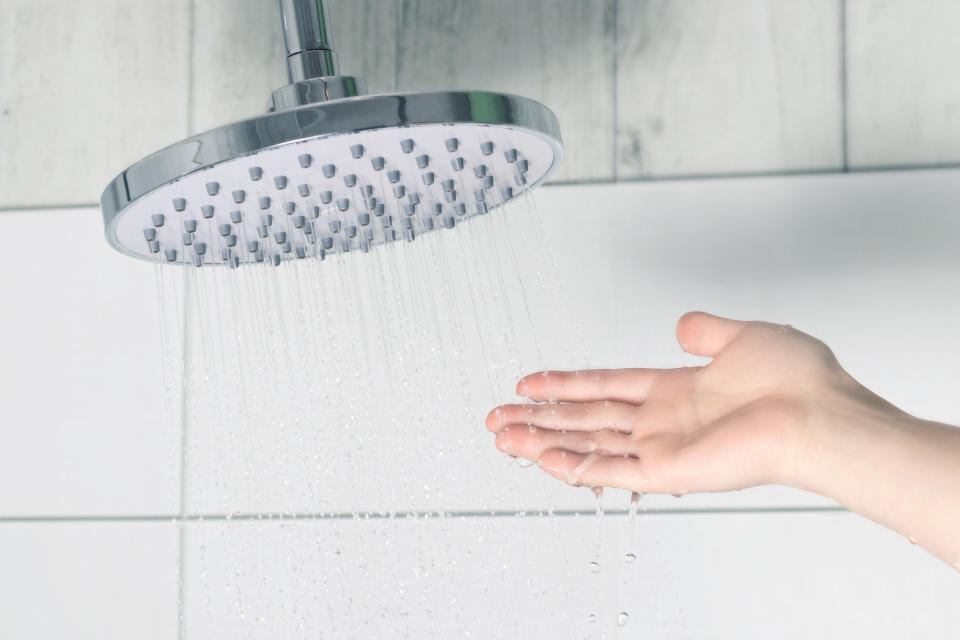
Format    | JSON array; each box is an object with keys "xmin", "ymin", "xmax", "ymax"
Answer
[{"xmin": 676, "ymin": 311, "xmax": 748, "ymax": 357}]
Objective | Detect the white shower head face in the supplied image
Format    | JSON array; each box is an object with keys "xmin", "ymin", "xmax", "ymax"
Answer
[{"xmin": 110, "ymin": 122, "xmax": 558, "ymax": 267}]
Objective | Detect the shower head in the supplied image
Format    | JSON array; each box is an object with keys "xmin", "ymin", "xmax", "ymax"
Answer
[{"xmin": 100, "ymin": 0, "xmax": 563, "ymax": 267}]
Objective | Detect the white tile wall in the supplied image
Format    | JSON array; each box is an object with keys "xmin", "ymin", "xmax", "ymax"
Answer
[
  {"xmin": 0, "ymin": 208, "xmax": 179, "ymax": 516},
  {"xmin": 182, "ymin": 511, "xmax": 960, "ymax": 638},
  {"xmin": 0, "ymin": 522, "xmax": 179, "ymax": 640},
  {"xmin": 616, "ymin": 0, "xmax": 844, "ymax": 177},
  {"xmin": 3, "ymin": 165, "xmax": 960, "ymax": 637},
  {"xmin": 846, "ymin": 0, "xmax": 960, "ymax": 167},
  {"xmin": 543, "ymin": 168, "xmax": 960, "ymax": 427},
  {"xmin": 0, "ymin": 0, "xmax": 191, "ymax": 207}
]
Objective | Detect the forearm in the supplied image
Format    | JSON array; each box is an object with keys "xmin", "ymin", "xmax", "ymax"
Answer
[{"xmin": 796, "ymin": 388, "xmax": 960, "ymax": 569}]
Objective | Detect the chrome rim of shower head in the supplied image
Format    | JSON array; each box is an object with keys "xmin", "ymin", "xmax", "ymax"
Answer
[
  {"xmin": 101, "ymin": 92, "xmax": 563, "ymax": 266},
  {"xmin": 100, "ymin": 0, "xmax": 563, "ymax": 266}
]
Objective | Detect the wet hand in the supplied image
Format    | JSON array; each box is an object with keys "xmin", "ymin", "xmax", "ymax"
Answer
[{"xmin": 486, "ymin": 311, "xmax": 859, "ymax": 495}]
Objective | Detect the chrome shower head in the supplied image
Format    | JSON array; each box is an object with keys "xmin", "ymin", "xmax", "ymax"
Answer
[{"xmin": 100, "ymin": 0, "xmax": 562, "ymax": 267}]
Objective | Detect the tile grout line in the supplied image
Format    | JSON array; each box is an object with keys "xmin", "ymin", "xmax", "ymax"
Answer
[
  {"xmin": 177, "ymin": 265, "xmax": 190, "ymax": 640},
  {"xmin": 0, "ymin": 506, "xmax": 848, "ymax": 523},
  {"xmin": 394, "ymin": 0, "xmax": 402, "ymax": 92},
  {"xmin": 547, "ymin": 162, "xmax": 960, "ymax": 184},
  {"xmin": 840, "ymin": 0, "xmax": 849, "ymax": 171},
  {"xmin": 178, "ymin": 3, "xmax": 195, "ymax": 634},
  {"xmin": 0, "ymin": 202, "xmax": 100, "ymax": 212},
  {"xmin": 611, "ymin": 0, "xmax": 619, "ymax": 183},
  {"xmin": 8, "ymin": 162, "xmax": 960, "ymax": 215},
  {"xmin": 186, "ymin": 0, "xmax": 196, "ymax": 137}
]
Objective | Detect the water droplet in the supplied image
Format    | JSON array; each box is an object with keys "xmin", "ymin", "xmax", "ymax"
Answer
[
  {"xmin": 908, "ymin": 536, "xmax": 918, "ymax": 545},
  {"xmin": 587, "ymin": 614, "xmax": 597, "ymax": 624},
  {"xmin": 589, "ymin": 560, "xmax": 601, "ymax": 573},
  {"xmin": 617, "ymin": 612, "xmax": 629, "ymax": 627},
  {"xmin": 625, "ymin": 553, "xmax": 636, "ymax": 563}
]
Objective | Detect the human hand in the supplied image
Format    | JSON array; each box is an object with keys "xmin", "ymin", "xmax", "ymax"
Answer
[
  {"xmin": 488, "ymin": 310, "xmax": 960, "ymax": 569},
  {"xmin": 486, "ymin": 311, "xmax": 865, "ymax": 495}
]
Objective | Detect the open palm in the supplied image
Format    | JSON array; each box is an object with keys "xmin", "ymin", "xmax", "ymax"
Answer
[{"xmin": 486, "ymin": 312, "xmax": 858, "ymax": 494}]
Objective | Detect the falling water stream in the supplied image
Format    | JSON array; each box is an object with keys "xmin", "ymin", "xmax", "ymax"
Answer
[{"xmin": 153, "ymin": 195, "xmax": 648, "ymax": 637}]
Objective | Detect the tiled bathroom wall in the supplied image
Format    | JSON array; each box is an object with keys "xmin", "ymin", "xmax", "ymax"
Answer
[
  {"xmin": 3, "ymin": 1, "xmax": 960, "ymax": 638},
  {"xmin": 4, "ymin": 0, "xmax": 960, "ymax": 208},
  {"xmin": 4, "ymin": 169, "xmax": 960, "ymax": 637}
]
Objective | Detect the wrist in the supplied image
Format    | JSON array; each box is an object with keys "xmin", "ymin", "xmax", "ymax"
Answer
[{"xmin": 788, "ymin": 383, "xmax": 915, "ymax": 498}]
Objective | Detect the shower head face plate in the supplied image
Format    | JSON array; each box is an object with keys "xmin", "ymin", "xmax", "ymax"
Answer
[{"xmin": 101, "ymin": 91, "xmax": 562, "ymax": 266}]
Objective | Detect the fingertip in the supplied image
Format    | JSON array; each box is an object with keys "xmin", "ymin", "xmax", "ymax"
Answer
[
  {"xmin": 676, "ymin": 311, "xmax": 747, "ymax": 357},
  {"xmin": 515, "ymin": 378, "xmax": 527, "ymax": 396},
  {"xmin": 515, "ymin": 372, "xmax": 541, "ymax": 398},
  {"xmin": 675, "ymin": 311, "xmax": 707, "ymax": 351},
  {"xmin": 485, "ymin": 407, "xmax": 506, "ymax": 432},
  {"xmin": 493, "ymin": 428, "xmax": 513, "ymax": 454}
]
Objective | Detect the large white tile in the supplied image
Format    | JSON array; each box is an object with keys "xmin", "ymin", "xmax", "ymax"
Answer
[
  {"xmin": 616, "ymin": 0, "xmax": 843, "ymax": 177},
  {"xmin": 0, "ymin": 521, "xmax": 178, "ymax": 640},
  {"xmin": 0, "ymin": 208, "xmax": 180, "ymax": 516},
  {"xmin": 0, "ymin": 0, "xmax": 190, "ymax": 206},
  {"xmin": 538, "ymin": 169, "xmax": 960, "ymax": 427},
  {"xmin": 183, "ymin": 511, "xmax": 960, "ymax": 639},
  {"xmin": 182, "ymin": 168, "xmax": 960, "ymax": 516},
  {"xmin": 846, "ymin": 0, "xmax": 960, "ymax": 167},
  {"xmin": 535, "ymin": 169, "xmax": 960, "ymax": 510},
  {"xmin": 396, "ymin": 0, "xmax": 616, "ymax": 182}
]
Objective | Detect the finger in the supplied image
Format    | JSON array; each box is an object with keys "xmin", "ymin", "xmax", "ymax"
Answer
[
  {"xmin": 676, "ymin": 311, "xmax": 749, "ymax": 357},
  {"xmin": 538, "ymin": 431, "xmax": 691, "ymax": 493},
  {"xmin": 537, "ymin": 449, "xmax": 648, "ymax": 492},
  {"xmin": 516, "ymin": 369, "xmax": 659, "ymax": 404},
  {"xmin": 494, "ymin": 426, "xmax": 633, "ymax": 460},
  {"xmin": 539, "ymin": 402, "xmax": 787, "ymax": 494},
  {"xmin": 487, "ymin": 401, "xmax": 638, "ymax": 433}
]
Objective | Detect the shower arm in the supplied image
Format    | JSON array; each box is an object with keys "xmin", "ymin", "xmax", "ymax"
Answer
[
  {"xmin": 270, "ymin": 0, "xmax": 367, "ymax": 111},
  {"xmin": 279, "ymin": 0, "xmax": 338, "ymax": 81}
]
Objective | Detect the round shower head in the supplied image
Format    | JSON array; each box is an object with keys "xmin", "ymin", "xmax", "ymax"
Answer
[
  {"xmin": 101, "ymin": 0, "xmax": 563, "ymax": 266},
  {"xmin": 101, "ymin": 91, "xmax": 563, "ymax": 267}
]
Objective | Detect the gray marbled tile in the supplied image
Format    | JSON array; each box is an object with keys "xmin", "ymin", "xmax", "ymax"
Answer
[
  {"xmin": 0, "ymin": 0, "xmax": 191, "ymax": 206},
  {"xmin": 846, "ymin": 0, "xmax": 960, "ymax": 167},
  {"xmin": 395, "ymin": 0, "xmax": 616, "ymax": 183},
  {"xmin": 616, "ymin": 0, "xmax": 843, "ymax": 178}
]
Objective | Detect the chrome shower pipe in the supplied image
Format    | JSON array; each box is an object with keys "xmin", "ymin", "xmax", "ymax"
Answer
[
  {"xmin": 270, "ymin": 0, "xmax": 366, "ymax": 110},
  {"xmin": 278, "ymin": 0, "xmax": 338, "ymax": 81}
]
